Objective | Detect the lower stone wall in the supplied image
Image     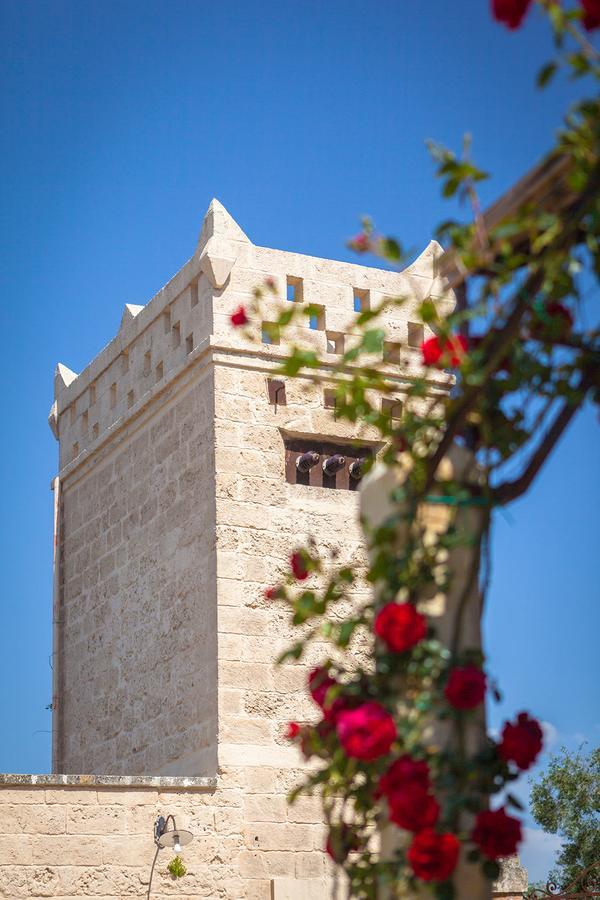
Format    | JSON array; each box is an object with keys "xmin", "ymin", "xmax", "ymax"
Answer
[{"xmin": 0, "ymin": 774, "xmax": 527, "ymax": 899}]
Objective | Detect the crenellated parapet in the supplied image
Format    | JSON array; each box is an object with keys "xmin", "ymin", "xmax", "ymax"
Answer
[{"xmin": 50, "ymin": 199, "xmax": 455, "ymax": 476}]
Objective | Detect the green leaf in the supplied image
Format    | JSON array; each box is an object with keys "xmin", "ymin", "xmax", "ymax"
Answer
[
  {"xmin": 380, "ymin": 237, "xmax": 403, "ymax": 263},
  {"xmin": 362, "ymin": 329, "xmax": 385, "ymax": 354},
  {"xmin": 278, "ymin": 307, "xmax": 296, "ymax": 326},
  {"xmin": 442, "ymin": 177, "xmax": 460, "ymax": 198},
  {"xmin": 419, "ymin": 299, "xmax": 437, "ymax": 323},
  {"xmin": 537, "ymin": 61, "xmax": 557, "ymax": 88},
  {"xmin": 338, "ymin": 619, "xmax": 358, "ymax": 647}
]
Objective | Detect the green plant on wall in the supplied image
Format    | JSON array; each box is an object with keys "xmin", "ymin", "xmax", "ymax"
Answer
[{"xmin": 166, "ymin": 855, "xmax": 187, "ymax": 878}]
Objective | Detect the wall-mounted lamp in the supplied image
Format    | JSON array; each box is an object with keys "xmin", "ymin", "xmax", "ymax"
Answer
[
  {"xmin": 154, "ymin": 814, "xmax": 193, "ymax": 852},
  {"xmin": 147, "ymin": 814, "xmax": 194, "ymax": 899}
]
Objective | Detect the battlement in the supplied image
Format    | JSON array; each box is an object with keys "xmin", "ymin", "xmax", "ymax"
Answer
[{"xmin": 50, "ymin": 200, "xmax": 455, "ymax": 474}]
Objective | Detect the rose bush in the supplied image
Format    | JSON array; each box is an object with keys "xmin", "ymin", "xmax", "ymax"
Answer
[{"xmin": 237, "ymin": 2, "xmax": 599, "ymax": 895}]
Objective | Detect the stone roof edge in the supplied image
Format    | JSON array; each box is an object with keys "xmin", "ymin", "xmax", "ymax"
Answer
[
  {"xmin": 53, "ymin": 335, "xmax": 214, "ymax": 487},
  {"xmin": 53, "ymin": 227, "xmax": 451, "ymax": 414},
  {"xmin": 0, "ymin": 772, "xmax": 217, "ymax": 790},
  {"xmin": 54, "ymin": 253, "xmax": 199, "ymax": 414}
]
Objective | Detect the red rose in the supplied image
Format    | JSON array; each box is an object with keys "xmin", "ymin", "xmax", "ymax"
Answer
[
  {"xmin": 336, "ymin": 702, "xmax": 396, "ymax": 761},
  {"xmin": 263, "ymin": 585, "xmax": 281, "ymax": 601},
  {"xmin": 388, "ymin": 784, "xmax": 440, "ymax": 832},
  {"xmin": 230, "ymin": 305, "xmax": 248, "ymax": 327},
  {"xmin": 581, "ymin": 0, "xmax": 600, "ymax": 30},
  {"xmin": 374, "ymin": 603, "xmax": 427, "ymax": 653},
  {"xmin": 290, "ymin": 551, "xmax": 309, "ymax": 580},
  {"xmin": 349, "ymin": 233, "xmax": 370, "ymax": 253},
  {"xmin": 308, "ymin": 667, "xmax": 337, "ymax": 709},
  {"xmin": 499, "ymin": 712, "xmax": 543, "ymax": 770},
  {"xmin": 378, "ymin": 755, "xmax": 431, "ymax": 798},
  {"xmin": 408, "ymin": 829, "xmax": 460, "ymax": 882},
  {"xmin": 444, "ymin": 665, "xmax": 486, "ymax": 710},
  {"xmin": 285, "ymin": 722, "xmax": 300, "ymax": 740},
  {"xmin": 325, "ymin": 824, "xmax": 360, "ymax": 863},
  {"xmin": 421, "ymin": 334, "xmax": 468, "ymax": 368},
  {"xmin": 308, "ymin": 669, "xmax": 347, "ymax": 722},
  {"xmin": 472, "ymin": 807, "xmax": 522, "ymax": 860},
  {"xmin": 491, "ymin": 0, "xmax": 532, "ymax": 28}
]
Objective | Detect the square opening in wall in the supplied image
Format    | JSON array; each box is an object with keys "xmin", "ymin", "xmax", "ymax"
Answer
[
  {"xmin": 326, "ymin": 331, "xmax": 344, "ymax": 354},
  {"xmin": 81, "ymin": 411, "xmax": 88, "ymax": 435},
  {"xmin": 172, "ymin": 322, "xmax": 181, "ymax": 349},
  {"xmin": 286, "ymin": 276, "xmax": 303, "ymax": 303},
  {"xmin": 261, "ymin": 323, "xmax": 280, "ymax": 345},
  {"xmin": 383, "ymin": 341, "xmax": 401, "ymax": 364},
  {"xmin": 309, "ymin": 305, "xmax": 325, "ymax": 331},
  {"xmin": 127, "ymin": 390, "xmax": 134, "ymax": 409},
  {"xmin": 353, "ymin": 289, "xmax": 370, "ymax": 313},
  {"xmin": 110, "ymin": 383, "xmax": 117, "ymax": 408},
  {"xmin": 72, "ymin": 442, "xmax": 79, "ymax": 460},
  {"xmin": 408, "ymin": 321, "xmax": 424, "ymax": 348},
  {"xmin": 323, "ymin": 388, "xmax": 338, "ymax": 410},
  {"xmin": 190, "ymin": 280, "xmax": 199, "ymax": 307},
  {"xmin": 155, "ymin": 362, "xmax": 164, "ymax": 382},
  {"xmin": 143, "ymin": 351, "xmax": 151, "ymax": 376},
  {"xmin": 267, "ymin": 379, "xmax": 286, "ymax": 406},
  {"xmin": 186, "ymin": 333, "xmax": 194, "ymax": 355},
  {"xmin": 382, "ymin": 397, "xmax": 403, "ymax": 421},
  {"xmin": 92, "ymin": 423, "xmax": 99, "ymax": 439}
]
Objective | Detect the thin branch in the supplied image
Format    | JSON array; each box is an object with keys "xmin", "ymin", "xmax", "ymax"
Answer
[
  {"xmin": 423, "ymin": 164, "xmax": 600, "ymax": 496},
  {"xmin": 493, "ymin": 372, "xmax": 594, "ymax": 505}
]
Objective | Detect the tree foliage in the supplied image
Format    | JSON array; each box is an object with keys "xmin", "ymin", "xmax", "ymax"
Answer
[{"xmin": 530, "ymin": 746, "xmax": 600, "ymax": 890}]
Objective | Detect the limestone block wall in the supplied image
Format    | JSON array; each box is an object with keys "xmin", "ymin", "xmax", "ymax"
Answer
[
  {"xmin": 0, "ymin": 776, "xmax": 526, "ymax": 900},
  {"xmin": 213, "ymin": 359, "xmax": 375, "ymax": 772},
  {"xmin": 0, "ymin": 774, "xmax": 338, "ymax": 900},
  {"xmin": 56, "ymin": 363, "xmax": 218, "ymax": 777},
  {"xmin": 50, "ymin": 199, "xmax": 456, "ymax": 780}
]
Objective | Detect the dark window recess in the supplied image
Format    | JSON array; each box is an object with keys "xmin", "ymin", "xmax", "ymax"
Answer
[
  {"xmin": 284, "ymin": 436, "xmax": 372, "ymax": 491},
  {"xmin": 267, "ymin": 379, "xmax": 287, "ymax": 406}
]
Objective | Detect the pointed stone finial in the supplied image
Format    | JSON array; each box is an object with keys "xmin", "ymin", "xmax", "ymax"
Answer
[
  {"xmin": 54, "ymin": 363, "xmax": 78, "ymax": 399},
  {"xmin": 196, "ymin": 200, "xmax": 250, "ymax": 290},
  {"xmin": 48, "ymin": 400, "xmax": 59, "ymax": 440},
  {"xmin": 120, "ymin": 303, "xmax": 144, "ymax": 330},
  {"xmin": 402, "ymin": 240, "xmax": 454, "ymax": 305},
  {"xmin": 197, "ymin": 198, "xmax": 250, "ymax": 254}
]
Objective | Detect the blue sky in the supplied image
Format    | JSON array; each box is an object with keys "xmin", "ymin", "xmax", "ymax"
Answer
[{"xmin": 0, "ymin": 0, "xmax": 597, "ymax": 882}]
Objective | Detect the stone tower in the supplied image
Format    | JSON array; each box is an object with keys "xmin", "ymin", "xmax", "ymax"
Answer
[{"xmin": 49, "ymin": 200, "xmax": 455, "ymax": 778}]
